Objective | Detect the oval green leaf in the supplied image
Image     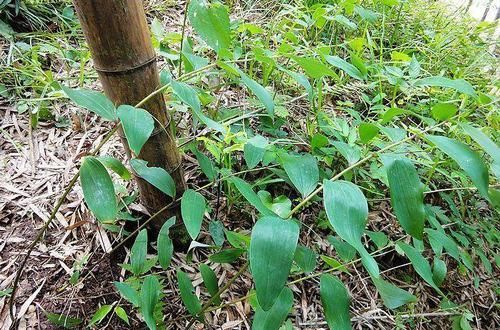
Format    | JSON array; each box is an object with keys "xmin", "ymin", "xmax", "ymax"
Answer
[
  {"xmin": 279, "ymin": 153, "xmax": 319, "ymax": 198},
  {"xmin": 62, "ymin": 85, "xmax": 116, "ymax": 121},
  {"xmin": 244, "ymin": 135, "xmax": 268, "ymax": 169},
  {"xmin": 171, "ymin": 80, "xmax": 225, "ymax": 133},
  {"xmin": 200, "ymin": 264, "xmax": 220, "ymax": 305},
  {"xmin": 131, "ymin": 229, "xmax": 148, "ymax": 275},
  {"xmin": 96, "ymin": 156, "xmax": 132, "ymax": 180},
  {"xmin": 397, "ymin": 242, "xmax": 442, "ymax": 294},
  {"xmin": 88, "ymin": 304, "xmax": 113, "ymax": 327},
  {"xmin": 359, "ymin": 122, "xmax": 379, "ymax": 143},
  {"xmin": 249, "ymin": 216, "xmax": 299, "ymax": 310},
  {"xmin": 181, "ymin": 189, "xmax": 206, "ymax": 240},
  {"xmin": 209, "ymin": 248, "xmax": 245, "ymax": 263},
  {"xmin": 324, "ymin": 55, "xmax": 364, "ymax": 80},
  {"xmin": 140, "ymin": 275, "xmax": 160, "ymax": 330},
  {"xmin": 117, "ymin": 105, "xmax": 154, "ymax": 155},
  {"xmin": 320, "ymin": 274, "xmax": 351, "ymax": 330},
  {"xmin": 427, "ymin": 135, "xmax": 489, "ymax": 199},
  {"xmin": 130, "ymin": 159, "xmax": 176, "ymax": 198},
  {"xmin": 80, "ymin": 156, "xmax": 117, "ymax": 223},
  {"xmin": 414, "ymin": 76, "xmax": 476, "ymax": 97},
  {"xmin": 158, "ymin": 216, "xmax": 176, "ymax": 269},
  {"xmin": 252, "ymin": 287, "xmax": 293, "ymax": 330},
  {"xmin": 372, "ymin": 277, "xmax": 416, "ymax": 309},
  {"xmin": 228, "ymin": 177, "xmax": 275, "ymax": 216},
  {"xmin": 188, "ymin": 0, "xmax": 232, "ymax": 55},
  {"xmin": 323, "ymin": 180, "xmax": 379, "ymax": 277},
  {"xmin": 384, "ymin": 157, "xmax": 425, "ymax": 240},
  {"xmin": 431, "ymin": 103, "xmax": 457, "ymax": 121},
  {"xmin": 177, "ymin": 269, "xmax": 202, "ymax": 317}
]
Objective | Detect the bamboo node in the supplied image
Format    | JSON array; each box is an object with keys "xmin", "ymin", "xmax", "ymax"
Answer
[{"xmin": 94, "ymin": 55, "xmax": 157, "ymax": 75}]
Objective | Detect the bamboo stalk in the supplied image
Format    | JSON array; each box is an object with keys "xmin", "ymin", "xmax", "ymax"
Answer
[{"xmin": 72, "ymin": 0, "xmax": 186, "ymax": 236}]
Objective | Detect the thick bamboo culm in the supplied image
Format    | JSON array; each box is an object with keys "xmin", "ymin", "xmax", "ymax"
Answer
[{"xmin": 73, "ymin": 0, "xmax": 186, "ymax": 233}]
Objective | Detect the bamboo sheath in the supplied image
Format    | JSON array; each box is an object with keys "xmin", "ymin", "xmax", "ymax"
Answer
[{"xmin": 73, "ymin": 0, "xmax": 186, "ymax": 234}]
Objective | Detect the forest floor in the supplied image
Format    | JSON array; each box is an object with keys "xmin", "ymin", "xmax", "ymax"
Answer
[{"xmin": 1, "ymin": 0, "xmax": 499, "ymax": 329}]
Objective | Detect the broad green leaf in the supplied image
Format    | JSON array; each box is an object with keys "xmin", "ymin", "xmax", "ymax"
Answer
[
  {"xmin": 258, "ymin": 191, "xmax": 291, "ymax": 219},
  {"xmin": 359, "ymin": 122, "xmax": 379, "ymax": 143},
  {"xmin": 130, "ymin": 159, "xmax": 176, "ymax": 198},
  {"xmin": 384, "ymin": 157, "xmax": 425, "ymax": 240},
  {"xmin": 117, "ymin": 105, "xmax": 154, "ymax": 155},
  {"xmin": 131, "ymin": 229, "xmax": 148, "ymax": 275},
  {"xmin": 158, "ymin": 217, "xmax": 176, "ymax": 269},
  {"xmin": 181, "ymin": 189, "xmax": 206, "ymax": 240},
  {"xmin": 200, "ymin": 264, "xmax": 220, "ymax": 305},
  {"xmin": 293, "ymin": 56, "xmax": 336, "ymax": 79},
  {"xmin": 244, "ymin": 135, "xmax": 269, "ymax": 169},
  {"xmin": 250, "ymin": 216, "xmax": 299, "ymax": 310},
  {"xmin": 279, "ymin": 153, "xmax": 319, "ymax": 198},
  {"xmin": 408, "ymin": 55, "xmax": 421, "ymax": 78},
  {"xmin": 477, "ymin": 250, "xmax": 492, "ymax": 274},
  {"xmin": 0, "ymin": 18, "xmax": 15, "ymax": 40},
  {"xmin": 88, "ymin": 305, "xmax": 112, "ymax": 327},
  {"xmin": 293, "ymin": 245, "xmax": 317, "ymax": 273},
  {"xmin": 372, "ymin": 277, "xmax": 416, "ymax": 309},
  {"xmin": 432, "ymin": 257, "xmax": 447, "ymax": 287},
  {"xmin": 397, "ymin": 242, "xmax": 442, "ymax": 294},
  {"xmin": 327, "ymin": 236, "xmax": 357, "ymax": 262},
  {"xmin": 414, "ymin": 76, "xmax": 476, "ymax": 97},
  {"xmin": 332, "ymin": 15, "xmax": 357, "ymax": 29},
  {"xmin": 280, "ymin": 67, "xmax": 313, "ymax": 102},
  {"xmin": 431, "ymin": 103, "xmax": 458, "ymax": 121},
  {"xmin": 320, "ymin": 255, "xmax": 349, "ymax": 273},
  {"xmin": 324, "ymin": 55, "xmax": 364, "ymax": 80},
  {"xmin": 240, "ymin": 71, "xmax": 275, "ymax": 116},
  {"xmin": 323, "ymin": 180, "xmax": 379, "ymax": 277},
  {"xmin": 171, "ymin": 80, "xmax": 225, "ymax": 133},
  {"xmin": 311, "ymin": 133, "xmax": 329, "ymax": 149},
  {"xmin": 331, "ymin": 142, "xmax": 361, "ymax": 165},
  {"xmin": 209, "ymin": 248, "xmax": 245, "ymax": 263},
  {"xmin": 188, "ymin": 0, "xmax": 232, "ymax": 55},
  {"xmin": 114, "ymin": 306, "xmax": 129, "ymax": 325},
  {"xmin": 228, "ymin": 177, "xmax": 275, "ymax": 216},
  {"xmin": 140, "ymin": 275, "xmax": 160, "ymax": 330},
  {"xmin": 427, "ymin": 135, "xmax": 489, "ymax": 199},
  {"xmin": 354, "ymin": 6, "xmax": 379, "ymax": 23},
  {"xmin": 425, "ymin": 229, "xmax": 460, "ymax": 261},
  {"xmin": 225, "ymin": 230, "xmax": 250, "ymax": 249},
  {"xmin": 366, "ymin": 231, "xmax": 389, "ymax": 249},
  {"xmin": 320, "ymin": 274, "xmax": 351, "ymax": 330},
  {"xmin": 391, "ymin": 51, "xmax": 411, "ymax": 62},
  {"xmin": 177, "ymin": 269, "xmax": 202, "ymax": 316},
  {"xmin": 192, "ymin": 148, "xmax": 216, "ymax": 181},
  {"xmin": 461, "ymin": 124, "xmax": 500, "ymax": 162},
  {"xmin": 350, "ymin": 53, "xmax": 367, "ymax": 76},
  {"xmin": 96, "ymin": 156, "xmax": 132, "ymax": 180},
  {"xmin": 114, "ymin": 282, "xmax": 139, "ymax": 307},
  {"xmin": 62, "ymin": 86, "xmax": 116, "ymax": 121},
  {"xmin": 45, "ymin": 312, "xmax": 82, "ymax": 328},
  {"xmin": 209, "ymin": 220, "xmax": 225, "ymax": 246},
  {"xmin": 252, "ymin": 287, "xmax": 293, "ymax": 330},
  {"xmin": 80, "ymin": 157, "xmax": 117, "ymax": 222}
]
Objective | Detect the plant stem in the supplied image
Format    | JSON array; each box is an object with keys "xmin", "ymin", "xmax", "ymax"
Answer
[{"xmin": 177, "ymin": 0, "xmax": 191, "ymax": 77}]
